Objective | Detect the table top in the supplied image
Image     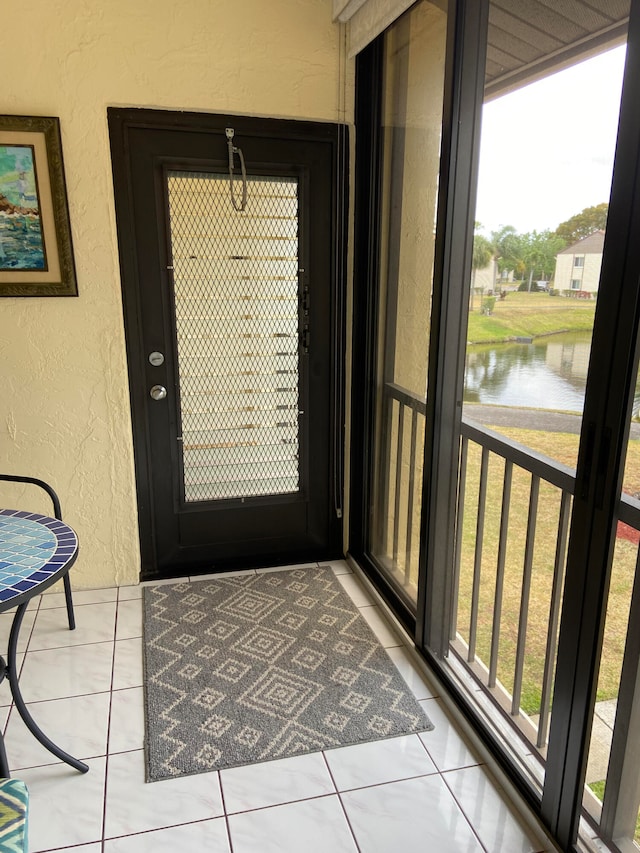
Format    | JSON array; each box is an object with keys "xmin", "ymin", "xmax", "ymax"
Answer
[{"xmin": 0, "ymin": 509, "xmax": 78, "ymax": 611}]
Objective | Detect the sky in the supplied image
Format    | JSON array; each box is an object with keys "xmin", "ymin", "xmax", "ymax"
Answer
[{"xmin": 474, "ymin": 44, "xmax": 627, "ymax": 237}]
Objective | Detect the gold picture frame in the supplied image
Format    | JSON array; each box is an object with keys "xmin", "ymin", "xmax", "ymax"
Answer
[{"xmin": 0, "ymin": 115, "xmax": 77, "ymax": 296}]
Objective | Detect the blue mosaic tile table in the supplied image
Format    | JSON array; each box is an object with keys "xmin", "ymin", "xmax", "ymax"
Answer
[
  {"xmin": 0, "ymin": 510, "xmax": 78, "ymax": 611},
  {"xmin": 0, "ymin": 509, "xmax": 87, "ymax": 776}
]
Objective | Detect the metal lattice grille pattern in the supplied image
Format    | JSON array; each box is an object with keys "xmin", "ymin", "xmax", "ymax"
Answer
[{"xmin": 167, "ymin": 172, "xmax": 300, "ymax": 502}]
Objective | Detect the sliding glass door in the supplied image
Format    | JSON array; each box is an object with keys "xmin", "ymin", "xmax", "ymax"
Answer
[
  {"xmin": 366, "ymin": 0, "xmax": 448, "ymax": 611},
  {"xmin": 351, "ymin": 0, "xmax": 640, "ymax": 849},
  {"xmin": 451, "ymin": 0, "xmax": 630, "ymax": 811}
]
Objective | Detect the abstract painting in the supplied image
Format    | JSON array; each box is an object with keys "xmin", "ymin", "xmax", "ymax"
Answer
[
  {"xmin": 0, "ymin": 116, "xmax": 77, "ymax": 296},
  {"xmin": 0, "ymin": 143, "xmax": 46, "ymax": 271}
]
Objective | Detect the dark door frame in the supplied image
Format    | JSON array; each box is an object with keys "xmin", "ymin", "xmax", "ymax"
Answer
[{"xmin": 108, "ymin": 108, "xmax": 347, "ymax": 580}]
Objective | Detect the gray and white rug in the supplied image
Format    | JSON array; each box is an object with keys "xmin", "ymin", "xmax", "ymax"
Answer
[{"xmin": 143, "ymin": 566, "xmax": 433, "ymax": 781}]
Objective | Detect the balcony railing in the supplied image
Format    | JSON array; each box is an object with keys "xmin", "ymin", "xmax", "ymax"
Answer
[
  {"xmin": 380, "ymin": 380, "xmax": 640, "ymax": 849},
  {"xmin": 375, "ymin": 381, "xmax": 426, "ymax": 590},
  {"xmin": 456, "ymin": 416, "xmax": 576, "ymax": 750}
]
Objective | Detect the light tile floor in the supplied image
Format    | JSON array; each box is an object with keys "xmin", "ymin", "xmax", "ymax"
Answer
[{"xmin": 0, "ymin": 560, "xmax": 554, "ymax": 852}]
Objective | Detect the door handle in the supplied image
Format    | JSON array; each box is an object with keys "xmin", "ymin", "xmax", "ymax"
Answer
[
  {"xmin": 301, "ymin": 324, "xmax": 310, "ymax": 353},
  {"xmin": 150, "ymin": 385, "xmax": 167, "ymax": 401}
]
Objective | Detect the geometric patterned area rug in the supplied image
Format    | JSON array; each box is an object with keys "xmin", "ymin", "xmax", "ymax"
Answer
[{"xmin": 142, "ymin": 566, "xmax": 433, "ymax": 781}]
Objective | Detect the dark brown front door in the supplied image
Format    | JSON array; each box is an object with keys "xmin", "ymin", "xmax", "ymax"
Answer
[{"xmin": 109, "ymin": 110, "xmax": 345, "ymax": 579}]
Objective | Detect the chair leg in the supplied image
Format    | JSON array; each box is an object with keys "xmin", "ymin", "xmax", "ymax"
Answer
[
  {"xmin": 63, "ymin": 572, "xmax": 76, "ymax": 631},
  {"xmin": 0, "ymin": 728, "xmax": 10, "ymax": 778},
  {"xmin": 8, "ymin": 603, "xmax": 87, "ymax": 773}
]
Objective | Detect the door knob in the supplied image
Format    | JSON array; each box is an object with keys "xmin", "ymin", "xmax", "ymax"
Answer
[{"xmin": 150, "ymin": 385, "xmax": 167, "ymax": 401}]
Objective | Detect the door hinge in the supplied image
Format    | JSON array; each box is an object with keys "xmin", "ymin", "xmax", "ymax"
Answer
[{"xmin": 300, "ymin": 282, "xmax": 310, "ymax": 353}]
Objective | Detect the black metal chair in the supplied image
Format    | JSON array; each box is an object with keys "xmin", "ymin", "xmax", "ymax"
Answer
[{"xmin": 0, "ymin": 474, "xmax": 76, "ymax": 630}]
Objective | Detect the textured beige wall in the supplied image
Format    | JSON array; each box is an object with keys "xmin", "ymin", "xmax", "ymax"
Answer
[
  {"xmin": 390, "ymin": 1, "xmax": 447, "ymax": 397},
  {"xmin": 1, "ymin": 0, "xmax": 348, "ymax": 588}
]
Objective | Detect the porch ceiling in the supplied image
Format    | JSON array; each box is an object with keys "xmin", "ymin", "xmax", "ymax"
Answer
[{"xmin": 485, "ymin": 0, "xmax": 629, "ymax": 100}]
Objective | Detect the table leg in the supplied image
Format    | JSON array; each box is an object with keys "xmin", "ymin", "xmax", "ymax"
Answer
[{"xmin": 7, "ymin": 604, "xmax": 88, "ymax": 774}]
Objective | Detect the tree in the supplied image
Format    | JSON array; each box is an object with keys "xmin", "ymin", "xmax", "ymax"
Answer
[
  {"xmin": 488, "ymin": 227, "xmax": 565, "ymax": 289},
  {"xmin": 521, "ymin": 230, "xmax": 566, "ymax": 289},
  {"xmin": 555, "ymin": 203, "xmax": 609, "ymax": 245},
  {"xmin": 471, "ymin": 233, "xmax": 494, "ymax": 311},
  {"xmin": 491, "ymin": 225, "xmax": 526, "ymax": 279}
]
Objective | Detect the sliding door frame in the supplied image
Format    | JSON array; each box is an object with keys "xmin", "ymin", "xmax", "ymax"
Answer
[
  {"xmin": 542, "ymin": 3, "xmax": 640, "ymax": 845},
  {"xmin": 416, "ymin": 0, "xmax": 488, "ymax": 657},
  {"xmin": 350, "ymin": 0, "xmax": 640, "ymax": 849},
  {"xmin": 350, "ymin": 38, "xmax": 419, "ymax": 635}
]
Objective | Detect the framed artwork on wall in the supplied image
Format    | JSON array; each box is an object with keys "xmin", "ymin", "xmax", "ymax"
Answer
[{"xmin": 0, "ymin": 115, "xmax": 77, "ymax": 296}]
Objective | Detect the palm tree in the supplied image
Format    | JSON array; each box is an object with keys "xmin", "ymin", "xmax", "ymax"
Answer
[{"xmin": 471, "ymin": 233, "xmax": 494, "ymax": 311}]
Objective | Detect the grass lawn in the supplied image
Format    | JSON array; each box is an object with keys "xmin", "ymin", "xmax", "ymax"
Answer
[
  {"xmin": 456, "ymin": 425, "xmax": 640, "ymax": 715},
  {"xmin": 467, "ymin": 291, "xmax": 596, "ymax": 344}
]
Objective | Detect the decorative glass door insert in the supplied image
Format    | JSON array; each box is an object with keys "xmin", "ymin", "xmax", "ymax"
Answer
[{"xmin": 166, "ymin": 172, "xmax": 301, "ymax": 503}]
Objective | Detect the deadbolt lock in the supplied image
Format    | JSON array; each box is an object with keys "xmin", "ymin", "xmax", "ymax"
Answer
[{"xmin": 150, "ymin": 385, "xmax": 167, "ymax": 401}]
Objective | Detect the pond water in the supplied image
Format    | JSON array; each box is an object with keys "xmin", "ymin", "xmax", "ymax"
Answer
[
  {"xmin": 464, "ymin": 332, "xmax": 589, "ymax": 412},
  {"xmin": 464, "ymin": 332, "xmax": 640, "ymax": 418}
]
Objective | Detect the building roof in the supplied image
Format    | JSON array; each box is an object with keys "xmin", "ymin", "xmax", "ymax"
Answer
[
  {"xmin": 557, "ymin": 230, "xmax": 606, "ymax": 255},
  {"xmin": 486, "ymin": 1, "xmax": 628, "ymax": 101}
]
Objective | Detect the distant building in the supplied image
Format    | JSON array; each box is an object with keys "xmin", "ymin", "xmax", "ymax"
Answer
[
  {"xmin": 553, "ymin": 230, "xmax": 605, "ymax": 294},
  {"xmin": 472, "ymin": 260, "xmax": 514, "ymax": 293}
]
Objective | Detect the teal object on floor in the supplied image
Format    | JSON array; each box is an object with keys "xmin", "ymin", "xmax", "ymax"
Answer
[{"xmin": 0, "ymin": 779, "xmax": 29, "ymax": 852}]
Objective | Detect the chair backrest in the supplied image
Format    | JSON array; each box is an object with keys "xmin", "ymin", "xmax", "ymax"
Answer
[{"xmin": 0, "ymin": 474, "xmax": 62, "ymax": 519}]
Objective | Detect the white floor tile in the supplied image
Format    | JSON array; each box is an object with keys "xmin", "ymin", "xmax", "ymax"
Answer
[
  {"xmin": 118, "ymin": 584, "xmax": 143, "ymax": 600},
  {"xmin": 443, "ymin": 764, "xmax": 544, "ymax": 853},
  {"xmin": 113, "ymin": 637, "xmax": 143, "ymax": 690},
  {"xmin": 41, "ymin": 587, "xmax": 118, "ymax": 609},
  {"xmin": 115, "ymin": 598, "xmax": 143, "ymax": 640},
  {"xmin": 342, "ymin": 775, "xmax": 483, "ymax": 853},
  {"xmin": 336, "ymin": 572, "xmax": 374, "ymax": 607},
  {"xmin": 228, "ymin": 795, "xmax": 358, "ymax": 853},
  {"xmin": 104, "ymin": 749, "xmax": 224, "ymax": 838},
  {"xmin": 419, "ymin": 698, "xmax": 481, "ymax": 772},
  {"xmin": 385, "ymin": 646, "xmax": 437, "ymax": 701},
  {"xmin": 104, "ymin": 818, "xmax": 231, "ymax": 852},
  {"xmin": 30, "ymin": 601, "xmax": 117, "ymax": 650},
  {"xmin": 9, "ymin": 581, "xmax": 558, "ymax": 852},
  {"xmin": 141, "ymin": 576, "xmax": 189, "ymax": 587},
  {"xmin": 20, "ymin": 641, "xmax": 114, "ymax": 702},
  {"xmin": 4, "ymin": 691, "xmax": 110, "ymax": 769},
  {"xmin": 109, "ymin": 686, "xmax": 145, "ymax": 753},
  {"xmin": 358, "ymin": 605, "xmax": 403, "ymax": 648},
  {"xmin": 325, "ymin": 734, "xmax": 437, "ymax": 791},
  {"xmin": 221, "ymin": 751, "xmax": 335, "ymax": 813},
  {"xmin": 0, "ymin": 609, "xmax": 37, "ymax": 654},
  {"xmin": 17, "ymin": 756, "xmax": 106, "ymax": 851}
]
